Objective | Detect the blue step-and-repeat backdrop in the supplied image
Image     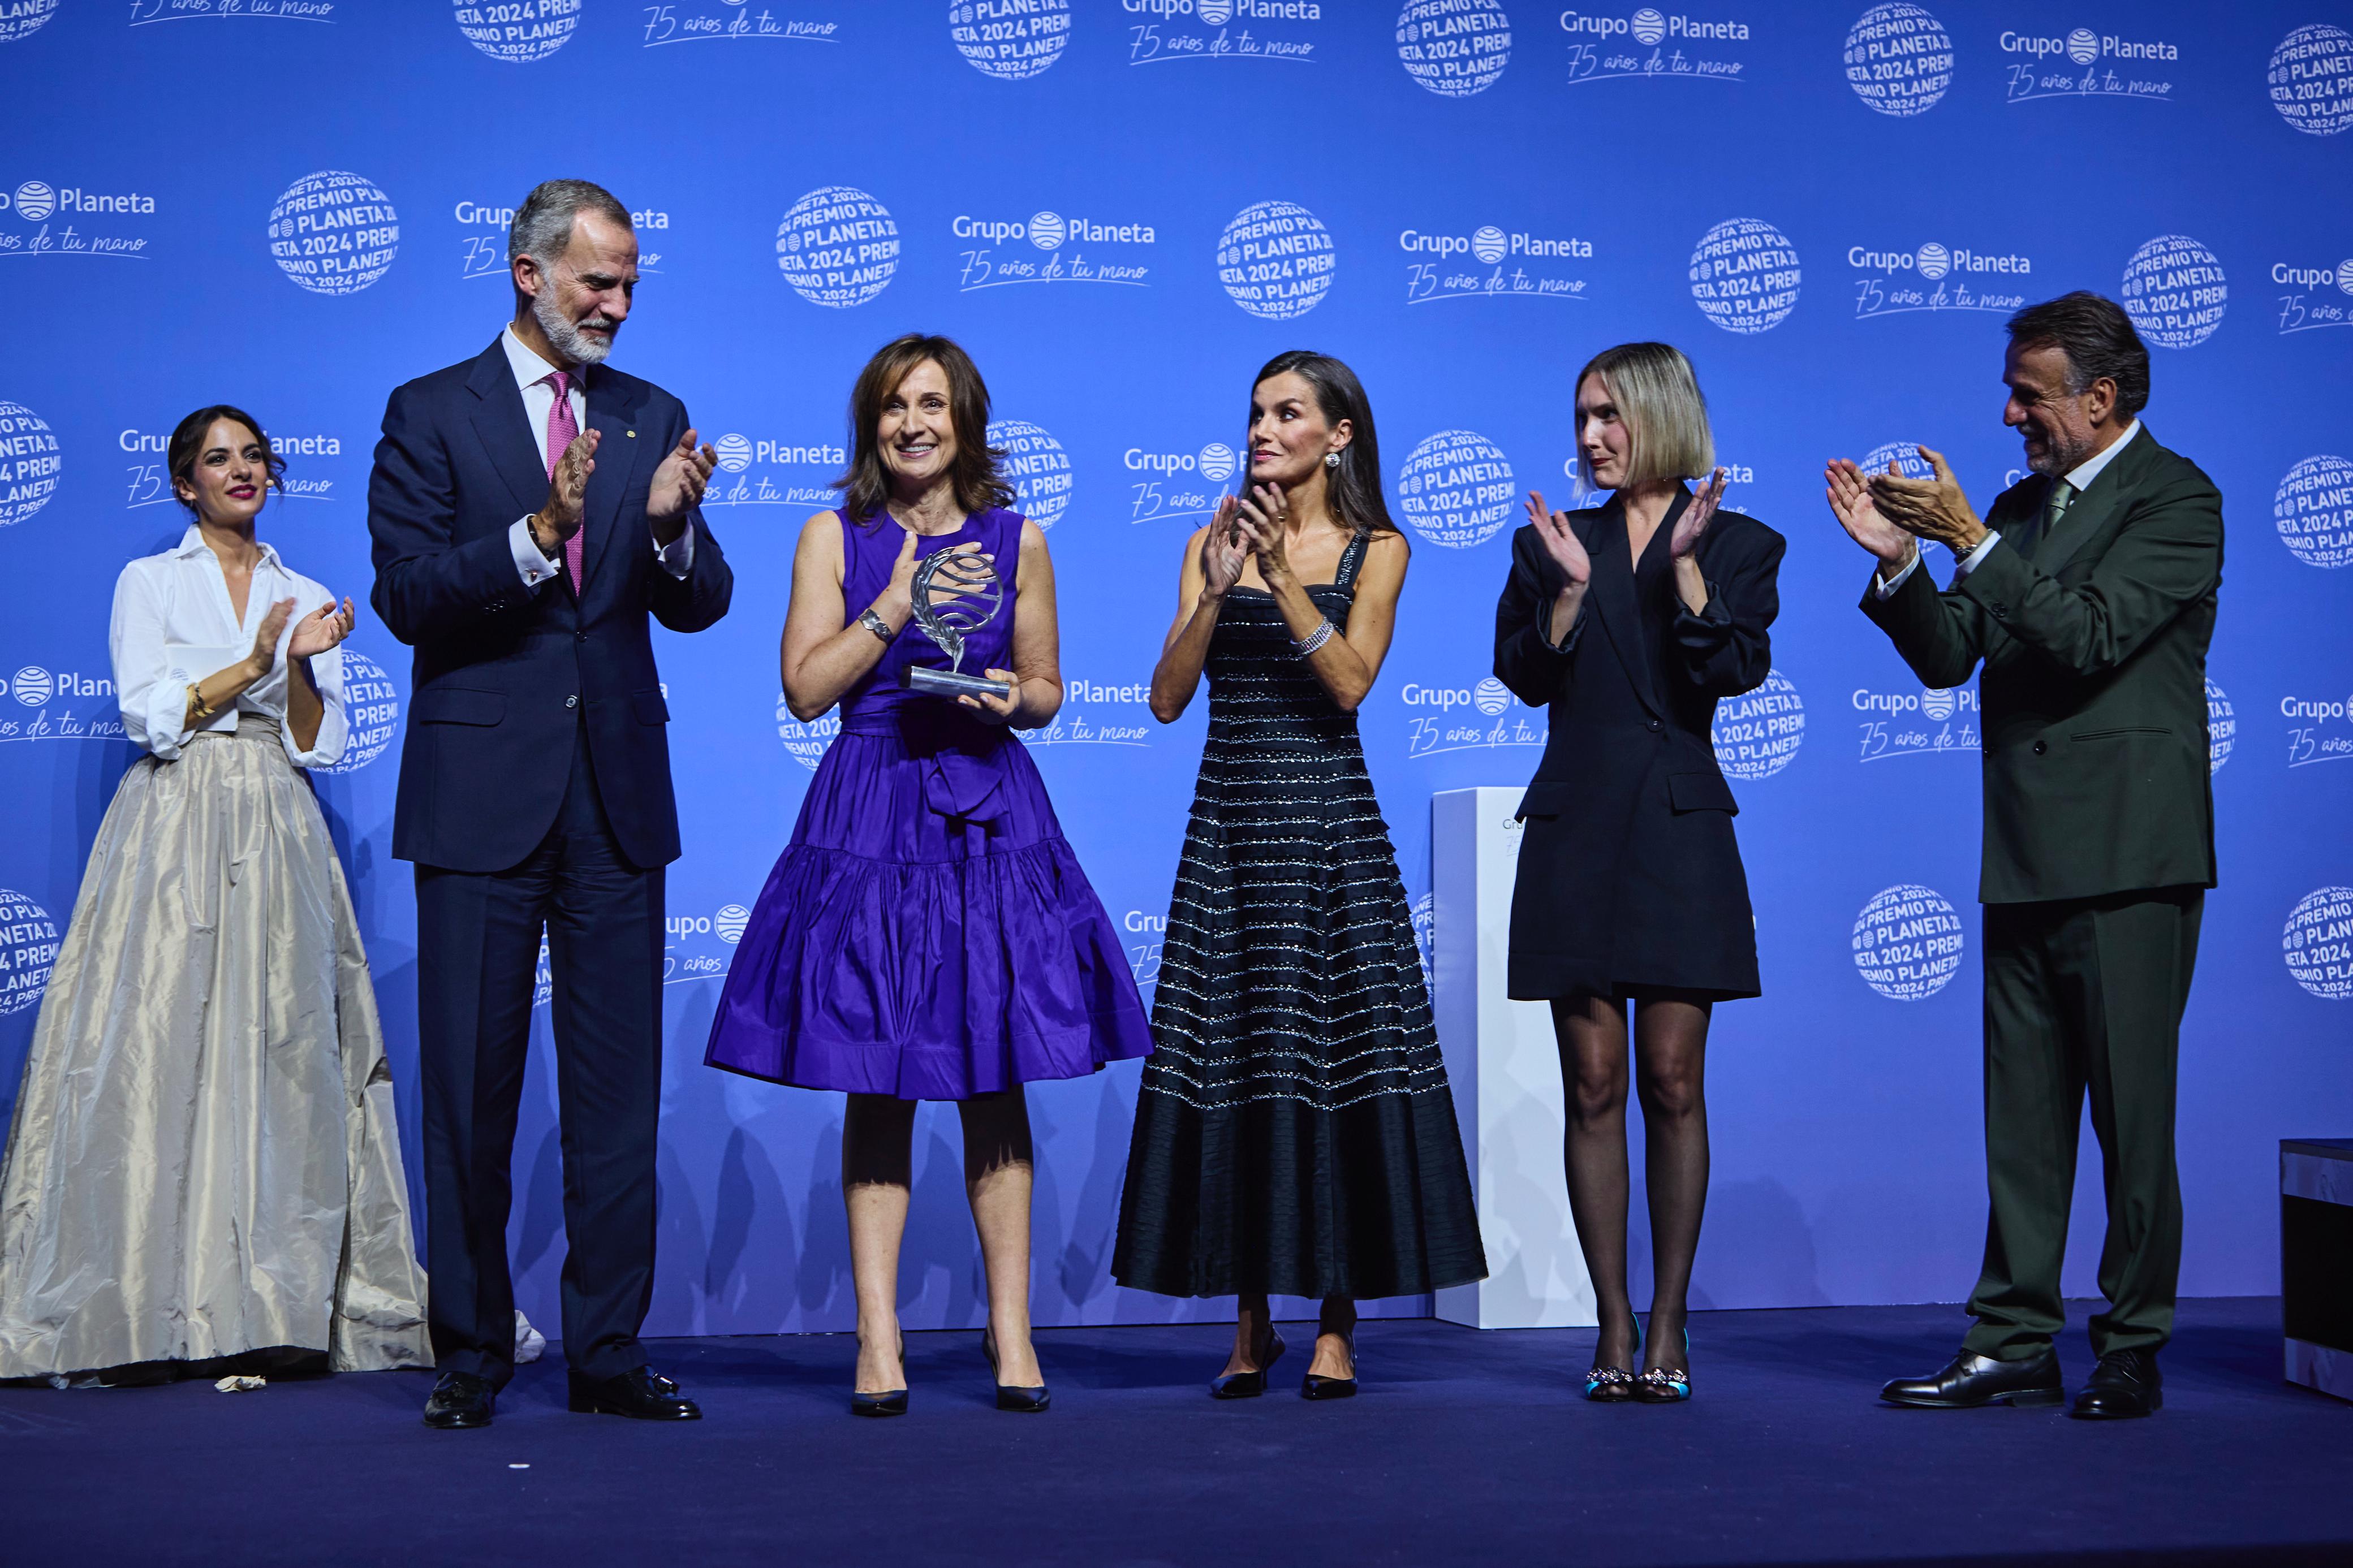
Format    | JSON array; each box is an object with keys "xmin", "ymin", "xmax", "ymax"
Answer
[{"xmin": 1, "ymin": 1, "xmax": 2348, "ymax": 1336}]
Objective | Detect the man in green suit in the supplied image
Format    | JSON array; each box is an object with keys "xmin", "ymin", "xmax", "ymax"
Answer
[{"xmin": 1827, "ymin": 291, "xmax": 2222, "ymax": 1420}]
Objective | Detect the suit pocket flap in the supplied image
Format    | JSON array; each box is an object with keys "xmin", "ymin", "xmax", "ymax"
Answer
[
  {"xmin": 632, "ymin": 687, "xmax": 671, "ymax": 725},
  {"xmin": 413, "ymin": 688, "xmax": 504, "ymax": 726},
  {"xmin": 1515, "ymin": 781, "xmax": 1575, "ymax": 820},
  {"xmin": 1667, "ymin": 770, "xmax": 1739, "ymax": 815}
]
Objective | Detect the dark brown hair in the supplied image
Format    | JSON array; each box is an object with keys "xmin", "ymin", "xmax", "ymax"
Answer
[
  {"xmin": 837, "ymin": 334, "xmax": 1014, "ymax": 524},
  {"xmin": 1249, "ymin": 350, "xmax": 1398, "ymax": 535},
  {"xmin": 167, "ymin": 405, "xmax": 284, "ymax": 517},
  {"xmin": 2006, "ymin": 291, "xmax": 2151, "ymax": 419}
]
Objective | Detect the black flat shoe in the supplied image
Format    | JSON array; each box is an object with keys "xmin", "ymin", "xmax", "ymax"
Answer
[
  {"xmin": 423, "ymin": 1370, "xmax": 497, "ymax": 1429},
  {"xmin": 982, "ymin": 1328, "xmax": 1050, "ymax": 1413},
  {"xmin": 2070, "ymin": 1349, "xmax": 2162, "ymax": 1420},
  {"xmin": 1301, "ymin": 1332, "xmax": 1357, "ymax": 1401},
  {"xmin": 1209, "ymin": 1327, "xmax": 1286, "ymax": 1399},
  {"xmin": 852, "ymin": 1332, "xmax": 908, "ymax": 1418},
  {"xmin": 1881, "ymin": 1347, "xmax": 2064, "ymax": 1410},
  {"xmin": 569, "ymin": 1366, "xmax": 701, "ymax": 1420}
]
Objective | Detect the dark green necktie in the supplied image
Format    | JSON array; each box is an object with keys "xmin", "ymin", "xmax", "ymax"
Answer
[{"xmin": 2015, "ymin": 478, "xmax": 2074, "ymax": 561}]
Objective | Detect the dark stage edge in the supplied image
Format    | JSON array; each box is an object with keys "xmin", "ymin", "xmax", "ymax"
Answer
[{"xmin": 5, "ymin": 1298, "xmax": 2343, "ymax": 1567}]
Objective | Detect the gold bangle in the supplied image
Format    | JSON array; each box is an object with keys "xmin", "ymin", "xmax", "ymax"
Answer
[{"xmin": 188, "ymin": 682, "xmax": 217, "ymax": 723}]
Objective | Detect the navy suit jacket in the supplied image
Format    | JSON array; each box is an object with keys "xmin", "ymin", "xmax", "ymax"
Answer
[{"xmin": 367, "ymin": 338, "xmax": 732, "ymax": 873}]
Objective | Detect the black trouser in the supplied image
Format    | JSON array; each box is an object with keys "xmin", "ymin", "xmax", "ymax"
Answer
[
  {"xmin": 1964, "ymin": 887, "xmax": 2203, "ymax": 1362},
  {"xmin": 415, "ymin": 735, "xmax": 664, "ymax": 1385}
]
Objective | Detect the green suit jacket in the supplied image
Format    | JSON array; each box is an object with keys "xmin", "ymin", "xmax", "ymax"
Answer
[{"xmin": 1860, "ymin": 427, "xmax": 2223, "ymax": 905}]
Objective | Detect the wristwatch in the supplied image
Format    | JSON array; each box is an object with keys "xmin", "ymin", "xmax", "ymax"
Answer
[{"xmin": 857, "ymin": 608, "xmax": 896, "ymax": 643}]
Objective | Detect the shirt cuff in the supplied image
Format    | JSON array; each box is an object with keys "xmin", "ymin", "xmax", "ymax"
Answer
[
  {"xmin": 653, "ymin": 519, "xmax": 695, "ymax": 580},
  {"xmin": 1871, "ymin": 547, "xmax": 1924, "ymax": 601},
  {"xmin": 511, "ymin": 517, "xmax": 559, "ymax": 588},
  {"xmin": 1950, "ymin": 530, "xmax": 2002, "ymax": 582}
]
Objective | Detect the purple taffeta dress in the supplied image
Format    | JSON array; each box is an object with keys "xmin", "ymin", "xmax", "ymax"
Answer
[{"xmin": 704, "ymin": 507, "xmax": 1153, "ymax": 1100}]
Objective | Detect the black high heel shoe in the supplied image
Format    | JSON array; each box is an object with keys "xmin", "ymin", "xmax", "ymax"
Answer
[
  {"xmin": 851, "ymin": 1332, "xmax": 908, "ymax": 1418},
  {"xmin": 981, "ymin": 1327, "xmax": 1050, "ymax": 1413},
  {"xmin": 1301, "ymin": 1330, "xmax": 1358, "ymax": 1401},
  {"xmin": 1634, "ymin": 1328, "xmax": 1691, "ymax": 1404},
  {"xmin": 1585, "ymin": 1321, "xmax": 1641, "ymax": 1402},
  {"xmin": 1209, "ymin": 1324, "xmax": 1286, "ymax": 1399}
]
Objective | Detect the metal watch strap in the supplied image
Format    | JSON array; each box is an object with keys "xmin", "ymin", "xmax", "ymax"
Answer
[{"xmin": 858, "ymin": 608, "xmax": 896, "ymax": 643}]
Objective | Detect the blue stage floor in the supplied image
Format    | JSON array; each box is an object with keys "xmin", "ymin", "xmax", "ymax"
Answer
[{"xmin": 4, "ymin": 1298, "xmax": 2343, "ymax": 1566}]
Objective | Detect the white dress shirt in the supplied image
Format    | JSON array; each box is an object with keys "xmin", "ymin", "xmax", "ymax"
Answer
[
  {"xmin": 500, "ymin": 326, "xmax": 696, "ymax": 589},
  {"xmin": 110, "ymin": 526, "xmax": 347, "ymax": 768},
  {"xmin": 1873, "ymin": 420, "xmax": 2145, "ymax": 599}
]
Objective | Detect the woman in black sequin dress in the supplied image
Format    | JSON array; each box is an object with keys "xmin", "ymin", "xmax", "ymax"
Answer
[{"xmin": 1112, "ymin": 352, "xmax": 1485, "ymax": 1398}]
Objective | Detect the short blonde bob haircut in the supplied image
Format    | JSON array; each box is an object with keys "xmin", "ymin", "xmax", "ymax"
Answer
[{"xmin": 1573, "ymin": 341, "xmax": 1715, "ymax": 491}]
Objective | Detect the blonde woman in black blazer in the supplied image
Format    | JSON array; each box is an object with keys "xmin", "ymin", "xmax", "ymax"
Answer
[{"xmin": 1492, "ymin": 342, "xmax": 1782, "ymax": 1404}]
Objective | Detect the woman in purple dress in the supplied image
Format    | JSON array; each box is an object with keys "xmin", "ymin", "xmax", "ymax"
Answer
[{"xmin": 705, "ymin": 335, "xmax": 1151, "ymax": 1417}]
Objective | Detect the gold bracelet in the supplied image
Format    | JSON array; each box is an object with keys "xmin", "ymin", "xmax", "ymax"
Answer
[{"xmin": 188, "ymin": 682, "xmax": 217, "ymax": 723}]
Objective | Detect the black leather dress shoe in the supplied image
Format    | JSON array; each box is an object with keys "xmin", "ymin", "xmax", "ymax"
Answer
[
  {"xmin": 423, "ymin": 1371, "xmax": 497, "ymax": 1429},
  {"xmin": 1209, "ymin": 1329, "xmax": 1285, "ymax": 1399},
  {"xmin": 2070, "ymin": 1349, "xmax": 2161, "ymax": 1419},
  {"xmin": 568, "ymin": 1366, "xmax": 703, "ymax": 1420},
  {"xmin": 1880, "ymin": 1348, "xmax": 2064, "ymax": 1409}
]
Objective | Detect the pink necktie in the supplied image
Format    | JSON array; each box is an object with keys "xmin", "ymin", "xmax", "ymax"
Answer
[{"xmin": 544, "ymin": 370, "xmax": 584, "ymax": 586}]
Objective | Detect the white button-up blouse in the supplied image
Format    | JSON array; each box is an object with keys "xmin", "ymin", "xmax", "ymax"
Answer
[{"xmin": 109, "ymin": 526, "xmax": 348, "ymax": 768}]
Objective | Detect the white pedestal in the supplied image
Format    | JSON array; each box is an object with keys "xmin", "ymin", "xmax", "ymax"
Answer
[{"xmin": 1430, "ymin": 788, "xmax": 1597, "ymax": 1330}]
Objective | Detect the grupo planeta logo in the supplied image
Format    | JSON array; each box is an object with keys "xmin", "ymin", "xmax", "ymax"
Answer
[
  {"xmin": 1845, "ymin": 3, "xmax": 1952, "ymax": 117},
  {"xmin": 663, "ymin": 904, "xmax": 747, "ymax": 984},
  {"xmin": 2120, "ymin": 235, "xmax": 2226, "ymax": 349},
  {"xmin": 0, "ymin": 0, "xmax": 57, "ymax": 43},
  {"xmin": 2283, "ymin": 887, "xmax": 2353, "ymax": 1000},
  {"xmin": 1395, "ymin": 0, "xmax": 1510, "ymax": 97},
  {"xmin": 0, "ymin": 400, "xmax": 61, "ymax": 528},
  {"xmin": 2274, "ymin": 455, "xmax": 2353, "ymax": 569},
  {"xmin": 316, "ymin": 651, "xmax": 399, "ymax": 775},
  {"xmin": 777, "ymin": 185, "xmax": 898, "ymax": 308},
  {"xmin": 1123, "ymin": 908, "xmax": 1164, "ymax": 989},
  {"xmin": 1854, "ymin": 680, "xmax": 1977, "ymax": 762},
  {"xmin": 1125, "ymin": 0, "xmax": 1320, "ymax": 67},
  {"xmin": 0, "ymin": 178, "xmax": 155, "ymax": 258},
  {"xmin": 987, "ymin": 420, "xmax": 1072, "ymax": 532},
  {"xmin": 953, "ymin": 0, "xmax": 1071, "ymax": 77},
  {"xmin": 1852, "ymin": 883, "xmax": 1963, "ymax": 1000},
  {"xmin": 3, "ymin": 662, "xmax": 120, "ymax": 745},
  {"xmin": 2269, "ymin": 24, "xmax": 2353, "ymax": 136},
  {"xmin": 953, "ymin": 209, "xmax": 1155, "ymax": 292},
  {"xmin": 703, "ymin": 431, "xmax": 844, "ymax": 511},
  {"xmin": 268, "ymin": 172, "xmax": 398, "ymax": 296},
  {"xmin": 1998, "ymin": 21, "xmax": 2177, "ymax": 105},
  {"xmin": 1713, "ymin": 668, "xmax": 1803, "ymax": 780},
  {"xmin": 127, "ymin": 0, "xmax": 334, "ymax": 24},
  {"xmin": 1125, "ymin": 441, "xmax": 1238, "ymax": 526},
  {"xmin": 454, "ymin": 0, "xmax": 579, "ymax": 62},
  {"xmin": 1560, "ymin": 6, "xmax": 1751, "ymax": 86},
  {"xmin": 1395, "ymin": 430, "xmax": 1514, "ymax": 549},
  {"xmin": 0, "ymin": 887, "xmax": 59, "ymax": 1017},
  {"xmin": 1020, "ymin": 677, "xmax": 1152, "ymax": 749},
  {"xmin": 1401, "ymin": 676, "xmax": 1544, "ymax": 761},
  {"xmin": 1399, "ymin": 221, "xmax": 1592, "ymax": 306},
  {"xmin": 455, "ymin": 197, "xmax": 671, "ymax": 283},
  {"xmin": 1848, "ymin": 238, "xmax": 2031, "ymax": 321},
  {"xmin": 2272, "ymin": 257, "xmax": 2353, "ymax": 335},
  {"xmin": 1217, "ymin": 201, "xmax": 1334, "ymax": 320},
  {"xmin": 1690, "ymin": 218, "xmax": 1799, "ymax": 334}
]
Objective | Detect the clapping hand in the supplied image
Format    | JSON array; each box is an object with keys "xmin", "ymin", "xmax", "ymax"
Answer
[
  {"xmin": 248, "ymin": 598, "xmax": 296, "ymax": 676},
  {"xmin": 1670, "ymin": 467, "xmax": 1731, "ymax": 559},
  {"xmin": 1863, "ymin": 446, "xmax": 1988, "ymax": 556},
  {"xmin": 288, "ymin": 598, "xmax": 358, "ymax": 659},
  {"xmin": 1200, "ymin": 495, "xmax": 1250, "ymax": 599},
  {"xmin": 1524, "ymin": 490, "xmax": 1592, "ymax": 586},
  {"xmin": 538, "ymin": 429, "xmax": 598, "ymax": 549},
  {"xmin": 1825, "ymin": 456, "xmax": 1920, "ymax": 570},
  {"xmin": 649, "ymin": 427, "xmax": 718, "ymax": 521},
  {"xmin": 1230, "ymin": 482, "xmax": 1293, "ymax": 581}
]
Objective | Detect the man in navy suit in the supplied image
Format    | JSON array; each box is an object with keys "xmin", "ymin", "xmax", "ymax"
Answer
[{"xmin": 368, "ymin": 179, "xmax": 730, "ymax": 1429}]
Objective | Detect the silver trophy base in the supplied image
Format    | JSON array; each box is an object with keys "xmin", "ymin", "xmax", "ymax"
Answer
[{"xmin": 900, "ymin": 666, "xmax": 1014, "ymax": 702}]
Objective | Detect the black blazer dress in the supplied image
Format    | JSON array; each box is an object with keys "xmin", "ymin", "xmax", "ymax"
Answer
[{"xmin": 1491, "ymin": 489, "xmax": 1783, "ymax": 1001}]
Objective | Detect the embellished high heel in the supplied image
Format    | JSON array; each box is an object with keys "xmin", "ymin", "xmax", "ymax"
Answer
[
  {"xmin": 1210, "ymin": 1324, "xmax": 1286, "ymax": 1399},
  {"xmin": 1635, "ymin": 1328, "xmax": 1692, "ymax": 1403},
  {"xmin": 1301, "ymin": 1330, "xmax": 1358, "ymax": 1401},
  {"xmin": 851, "ymin": 1332, "xmax": 908, "ymax": 1418},
  {"xmin": 982, "ymin": 1327, "xmax": 1050, "ymax": 1413},
  {"xmin": 1584, "ymin": 1321, "xmax": 1641, "ymax": 1402}
]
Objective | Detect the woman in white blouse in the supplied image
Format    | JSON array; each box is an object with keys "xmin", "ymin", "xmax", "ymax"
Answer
[{"xmin": 0, "ymin": 406, "xmax": 431, "ymax": 1385}]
